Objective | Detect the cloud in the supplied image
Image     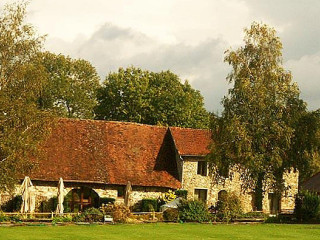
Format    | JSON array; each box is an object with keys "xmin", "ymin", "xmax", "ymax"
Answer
[
  {"xmin": 3, "ymin": 0, "xmax": 320, "ymax": 112},
  {"xmin": 52, "ymin": 23, "xmax": 230, "ymax": 112},
  {"xmin": 246, "ymin": 0, "xmax": 320, "ymax": 60},
  {"xmin": 285, "ymin": 53, "xmax": 320, "ymax": 111}
]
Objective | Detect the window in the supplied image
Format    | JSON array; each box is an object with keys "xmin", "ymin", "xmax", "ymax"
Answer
[
  {"xmin": 218, "ymin": 190, "xmax": 227, "ymax": 201},
  {"xmin": 197, "ymin": 161, "xmax": 207, "ymax": 176},
  {"xmin": 117, "ymin": 186, "xmax": 125, "ymax": 198},
  {"xmin": 194, "ymin": 189, "xmax": 207, "ymax": 203},
  {"xmin": 268, "ymin": 193, "xmax": 281, "ymax": 214}
]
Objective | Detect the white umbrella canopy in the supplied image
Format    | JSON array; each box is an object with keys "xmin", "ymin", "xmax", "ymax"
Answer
[
  {"xmin": 20, "ymin": 176, "xmax": 35, "ymax": 213},
  {"xmin": 124, "ymin": 181, "xmax": 132, "ymax": 207},
  {"xmin": 56, "ymin": 178, "xmax": 64, "ymax": 215}
]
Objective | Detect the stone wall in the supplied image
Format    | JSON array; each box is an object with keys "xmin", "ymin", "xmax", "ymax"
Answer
[
  {"xmin": 181, "ymin": 157, "xmax": 299, "ymax": 213},
  {"xmin": 181, "ymin": 157, "xmax": 253, "ymax": 212},
  {"xmin": 0, "ymin": 181, "xmax": 169, "ymax": 212}
]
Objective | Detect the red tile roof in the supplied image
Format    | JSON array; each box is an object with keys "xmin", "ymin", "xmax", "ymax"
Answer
[
  {"xmin": 170, "ymin": 127, "xmax": 211, "ymax": 156},
  {"xmin": 29, "ymin": 119, "xmax": 181, "ymax": 189}
]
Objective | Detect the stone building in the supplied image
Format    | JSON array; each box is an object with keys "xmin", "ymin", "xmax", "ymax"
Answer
[{"xmin": 0, "ymin": 118, "xmax": 298, "ymax": 213}]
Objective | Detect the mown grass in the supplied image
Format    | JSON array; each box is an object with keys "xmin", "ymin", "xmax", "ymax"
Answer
[{"xmin": 1, "ymin": 223, "xmax": 320, "ymax": 240}]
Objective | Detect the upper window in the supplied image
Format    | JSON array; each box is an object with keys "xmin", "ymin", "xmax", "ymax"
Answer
[{"xmin": 197, "ymin": 161, "xmax": 207, "ymax": 176}]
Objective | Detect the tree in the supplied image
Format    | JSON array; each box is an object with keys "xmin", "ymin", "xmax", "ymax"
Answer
[
  {"xmin": 95, "ymin": 67, "xmax": 209, "ymax": 128},
  {"xmin": 290, "ymin": 110, "xmax": 320, "ymax": 183},
  {"xmin": 38, "ymin": 52, "xmax": 100, "ymax": 119},
  {"xmin": 0, "ymin": 3, "xmax": 51, "ymax": 190},
  {"xmin": 209, "ymin": 22, "xmax": 306, "ymax": 210}
]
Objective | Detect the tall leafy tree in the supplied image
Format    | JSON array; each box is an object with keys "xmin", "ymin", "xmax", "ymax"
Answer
[
  {"xmin": 209, "ymin": 22, "xmax": 306, "ymax": 209},
  {"xmin": 38, "ymin": 52, "xmax": 100, "ymax": 119},
  {"xmin": 95, "ymin": 67, "xmax": 209, "ymax": 128},
  {"xmin": 290, "ymin": 110, "xmax": 320, "ymax": 183},
  {"xmin": 0, "ymin": 3, "xmax": 51, "ymax": 190}
]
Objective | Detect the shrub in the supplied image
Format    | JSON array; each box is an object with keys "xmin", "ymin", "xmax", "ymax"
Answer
[
  {"xmin": 2, "ymin": 195, "xmax": 22, "ymax": 212},
  {"xmin": 175, "ymin": 190, "xmax": 188, "ymax": 199},
  {"xmin": 102, "ymin": 204, "xmax": 130, "ymax": 223},
  {"xmin": 0, "ymin": 212, "xmax": 21, "ymax": 222},
  {"xmin": 239, "ymin": 211, "xmax": 268, "ymax": 219},
  {"xmin": 178, "ymin": 200, "xmax": 210, "ymax": 222},
  {"xmin": 141, "ymin": 199, "xmax": 158, "ymax": 212},
  {"xmin": 295, "ymin": 191, "xmax": 320, "ymax": 222},
  {"xmin": 73, "ymin": 208, "xmax": 103, "ymax": 222},
  {"xmin": 0, "ymin": 212, "xmax": 8, "ymax": 222},
  {"xmin": 160, "ymin": 190, "xmax": 176, "ymax": 203},
  {"xmin": 163, "ymin": 208, "xmax": 179, "ymax": 222},
  {"xmin": 52, "ymin": 215, "xmax": 73, "ymax": 224},
  {"xmin": 40, "ymin": 197, "xmax": 58, "ymax": 212},
  {"xmin": 216, "ymin": 192, "xmax": 243, "ymax": 222},
  {"xmin": 100, "ymin": 197, "xmax": 115, "ymax": 205}
]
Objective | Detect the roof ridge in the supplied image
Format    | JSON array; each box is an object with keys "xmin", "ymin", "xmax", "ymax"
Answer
[
  {"xmin": 58, "ymin": 118, "xmax": 211, "ymax": 131},
  {"xmin": 58, "ymin": 118, "xmax": 169, "ymax": 129}
]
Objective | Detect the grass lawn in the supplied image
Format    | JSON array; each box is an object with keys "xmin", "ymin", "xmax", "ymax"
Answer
[{"xmin": 1, "ymin": 223, "xmax": 320, "ymax": 240}]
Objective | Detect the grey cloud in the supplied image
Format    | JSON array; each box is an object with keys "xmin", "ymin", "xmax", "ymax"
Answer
[
  {"xmin": 44, "ymin": 17, "xmax": 320, "ymax": 113},
  {"xmin": 285, "ymin": 53, "xmax": 320, "ymax": 111},
  {"xmin": 246, "ymin": 0, "xmax": 320, "ymax": 60},
  {"xmin": 59, "ymin": 23, "xmax": 231, "ymax": 112}
]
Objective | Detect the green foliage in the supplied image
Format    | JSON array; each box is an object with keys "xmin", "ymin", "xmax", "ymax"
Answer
[
  {"xmin": 101, "ymin": 203, "xmax": 131, "ymax": 223},
  {"xmin": 0, "ymin": 212, "xmax": 8, "ymax": 222},
  {"xmin": 175, "ymin": 189, "xmax": 188, "ymax": 199},
  {"xmin": 40, "ymin": 197, "xmax": 57, "ymax": 212},
  {"xmin": 95, "ymin": 67, "xmax": 209, "ymax": 128},
  {"xmin": 73, "ymin": 207, "xmax": 103, "ymax": 222},
  {"xmin": 178, "ymin": 200, "xmax": 210, "ymax": 222},
  {"xmin": 295, "ymin": 191, "xmax": 320, "ymax": 222},
  {"xmin": 209, "ymin": 22, "xmax": 306, "ymax": 196},
  {"xmin": 141, "ymin": 198, "xmax": 159, "ymax": 212},
  {"xmin": 290, "ymin": 110, "xmax": 320, "ymax": 183},
  {"xmin": 52, "ymin": 214, "xmax": 73, "ymax": 224},
  {"xmin": 38, "ymin": 52, "xmax": 100, "ymax": 119},
  {"xmin": 0, "ymin": 212, "xmax": 21, "ymax": 222},
  {"xmin": 163, "ymin": 208, "xmax": 179, "ymax": 222},
  {"xmin": 239, "ymin": 211, "xmax": 268, "ymax": 219},
  {"xmin": 160, "ymin": 190, "xmax": 176, "ymax": 203},
  {"xmin": 0, "ymin": 2, "xmax": 52, "ymax": 190},
  {"xmin": 2, "ymin": 195, "xmax": 22, "ymax": 212},
  {"xmin": 100, "ymin": 197, "xmax": 115, "ymax": 205},
  {"xmin": 215, "ymin": 192, "xmax": 243, "ymax": 222}
]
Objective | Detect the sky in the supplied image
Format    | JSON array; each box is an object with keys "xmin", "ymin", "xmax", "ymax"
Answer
[{"xmin": 1, "ymin": 0, "xmax": 320, "ymax": 112}]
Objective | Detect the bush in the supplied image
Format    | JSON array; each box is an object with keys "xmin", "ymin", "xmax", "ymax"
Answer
[
  {"xmin": 295, "ymin": 191, "xmax": 320, "ymax": 222},
  {"xmin": 175, "ymin": 190, "xmax": 188, "ymax": 199},
  {"xmin": 40, "ymin": 197, "xmax": 58, "ymax": 212},
  {"xmin": 141, "ymin": 199, "xmax": 158, "ymax": 212},
  {"xmin": 216, "ymin": 192, "xmax": 243, "ymax": 222},
  {"xmin": 178, "ymin": 200, "xmax": 210, "ymax": 222},
  {"xmin": 73, "ymin": 208, "xmax": 103, "ymax": 222},
  {"xmin": 2, "ymin": 195, "xmax": 22, "ymax": 212},
  {"xmin": 100, "ymin": 197, "xmax": 115, "ymax": 205},
  {"xmin": 102, "ymin": 204, "xmax": 131, "ymax": 223},
  {"xmin": 0, "ymin": 212, "xmax": 8, "ymax": 222},
  {"xmin": 160, "ymin": 190, "xmax": 176, "ymax": 203},
  {"xmin": 163, "ymin": 208, "xmax": 179, "ymax": 222},
  {"xmin": 239, "ymin": 211, "xmax": 268, "ymax": 219},
  {"xmin": 52, "ymin": 215, "xmax": 73, "ymax": 224},
  {"xmin": 0, "ymin": 212, "xmax": 21, "ymax": 222}
]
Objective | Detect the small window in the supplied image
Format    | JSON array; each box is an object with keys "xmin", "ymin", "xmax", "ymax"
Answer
[
  {"xmin": 218, "ymin": 190, "xmax": 227, "ymax": 201},
  {"xmin": 194, "ymin": 189, "xmax": 207, "ymax": 203},
  {"xmin": 197, "ymin": 161, "xmax": 207, "ymax": 176},
  {"xmin": 117, "ymin": 186, "xmax": 125, "ymax": 198}
]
